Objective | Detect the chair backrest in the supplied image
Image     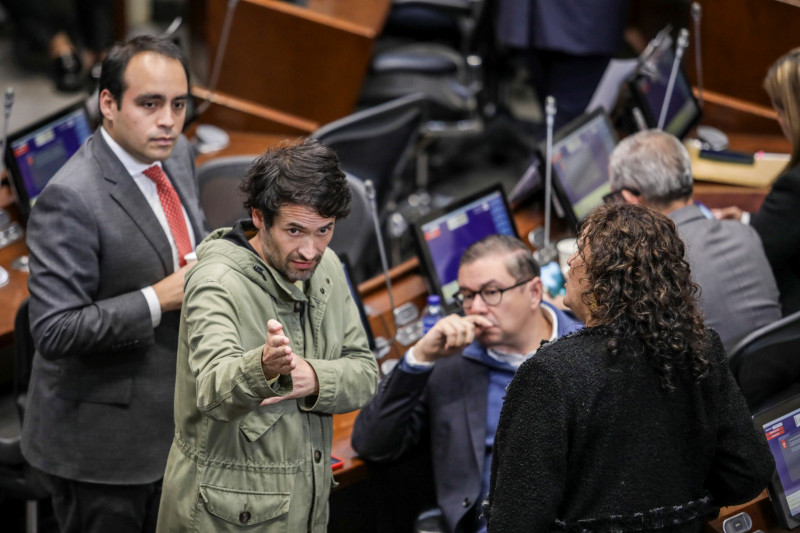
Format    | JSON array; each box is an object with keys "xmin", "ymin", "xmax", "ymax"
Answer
[
  {"xmin": 13, "ymin": 298, "xmax": 34, "ymax": 422},
  {"xmin": 196, "ymin": 155, "xmax": 256, "ymax": 230},
  {"xmin": 728, "ymin": 310, "xmax": 800, "ymax": 412},
  {"xmin": 311, "ymin": 93, "xmax": 427, "ymax": 211},
  {"xmin": 329, "ymin": 174, "xmax": 378, "ymax": 284}
]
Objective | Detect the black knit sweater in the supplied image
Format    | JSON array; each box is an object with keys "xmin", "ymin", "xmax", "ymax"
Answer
[{"xmin": 485, "ymin": 327, "xmax": 775, "ymax": 532}]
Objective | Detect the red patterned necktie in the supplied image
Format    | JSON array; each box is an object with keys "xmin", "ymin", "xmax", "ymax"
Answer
[{"xmin": 143, "ymin": 165, "xmax": 192, "ymax": 267}]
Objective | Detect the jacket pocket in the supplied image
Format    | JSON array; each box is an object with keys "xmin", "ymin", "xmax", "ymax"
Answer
[
  {"xmin": 239, "ymin": 401, "xmax": 286, "ymax": 441},
  {"xmin": 199, "ymin": 484, "xmax": 290, "ymax": 529}
]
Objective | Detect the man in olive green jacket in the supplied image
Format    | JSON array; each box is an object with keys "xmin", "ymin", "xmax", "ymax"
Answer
[{"xmin": 156, "ymin": 139, "xmax": 379, "ymax": 532}]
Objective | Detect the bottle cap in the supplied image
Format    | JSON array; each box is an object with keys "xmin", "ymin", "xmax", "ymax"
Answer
[{"xmin": 427, "ymin": 294, "xmax": 441, "ymax": 304}]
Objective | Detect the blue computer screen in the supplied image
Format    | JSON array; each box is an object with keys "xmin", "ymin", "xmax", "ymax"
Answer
[
  {"xmin": 8, "ymin": 105, "xmax": 92, "ymax": 213},
  {"xmin": 418, "ymin": 188, "xmax": 516, "ymax": 307},
  {"xmin": 762, "ymin": 406, "xmax": 800, "ymax": 518},
  {"xmin": 634, "ymin": 37, "xmax": 700, "ymax": 139},
  {"xmin": 549, "ymin": 110, "xmax": 617, "ymax": 227}
]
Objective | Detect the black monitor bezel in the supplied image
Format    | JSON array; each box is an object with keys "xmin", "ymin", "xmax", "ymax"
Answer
[
  {"xmin": 626, "ymin": 35, "xmax": 702, "ymax": 140},
  {"xmin": 752, "ymin": 392, "xmax": 800, "ymax": 530},
  {"xmin": 538, "ymin": 107, "xmax": 618, "ymax": 233},
  {"xmin": 411, "ymin": 183, "xmax": 519, "ymax": 313},
  {"xmin": 4, "ymin": 100, "xmax": 92, "ymax": 222}
]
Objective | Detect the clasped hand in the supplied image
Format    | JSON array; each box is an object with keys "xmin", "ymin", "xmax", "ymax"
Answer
[{"xmin": 260, "ymin": 319, "xmax": 319, "ymax": 406}]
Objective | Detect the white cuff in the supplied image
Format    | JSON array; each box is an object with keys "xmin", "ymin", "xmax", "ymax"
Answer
[
  {"xmin": 405, "ymin": 347, "xmax": 435, "ymax": 368},
  {"xmin": 141, "ymin": 286, "xmax": 162, "ymax": 327},
  {"xmin": 740, "ymin": 211, "xmax": 751, "ymax": 225}
]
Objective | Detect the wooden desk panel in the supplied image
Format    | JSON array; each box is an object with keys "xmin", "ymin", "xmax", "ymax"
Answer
[{"xmin": 203, "ymin": 0, "xmax": 390, "ymax": 125}]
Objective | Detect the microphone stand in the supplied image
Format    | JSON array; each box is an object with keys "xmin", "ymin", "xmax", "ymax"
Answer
[
  {"xmin": 690, "ymin": 3, "xmax": 729, "ymax": 150},
  {"xmin": 658, "ymin": 28, "xmax": 689, "ymax": 131},
  {"xmin": 364, "ymin": 180, "xmax": 396, "ymax": 358},
  {"xmin": 533, "ymin": 96, "xmax": 558, "ymax": 266}
]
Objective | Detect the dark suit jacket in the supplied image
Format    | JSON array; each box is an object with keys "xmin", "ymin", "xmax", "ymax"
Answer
[
  {"xmin": 495, "ymin": 0, "xmax": 628, "ymax": 54},
  {"xmin": 752, "ymin": 164, "xmax": 800, "ymax": 316},
  {"xmin": 21, "ymin": 130, "xmax": 207, "ymax": 484},
  {"xmin": 670, "ymin": 204, "xmax": 781, "ymax": 352}
]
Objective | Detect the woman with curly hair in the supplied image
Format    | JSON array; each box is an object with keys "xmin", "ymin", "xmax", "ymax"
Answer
[{"xmin": 484, "ymin": 204, "xmax": 774, "ymax": 532}]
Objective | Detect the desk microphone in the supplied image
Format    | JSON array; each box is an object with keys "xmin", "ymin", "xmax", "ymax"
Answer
[
  {"xmin": 690, "ymin": 2, "xmax": 729, "ymax": 151},
  {"xmin": 657, "ymin": 28, "xmax": 689, "ymax": 131},
  {"xmin": 691, "ymin": 3, "xmax": 704, "ymax": 107},
  {"xmin": 0, "ymin": 88, "xmax": 17, "ymax": 284},
  {"xmin": 532, "ymin": 96, "xmax": 558, "ymax": 266},
  {"xmin": 364, "ymin": 179, "xmax": 403, "ymax": 356}
]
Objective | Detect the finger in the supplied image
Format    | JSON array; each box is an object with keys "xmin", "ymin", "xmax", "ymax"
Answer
[
  {"xmin": 267, "ymin": 319, "xmax": 283, "ymax": 334},
  {"xmin": 260, "ymin": 396, "xmax": 284, "ymax": 406}
]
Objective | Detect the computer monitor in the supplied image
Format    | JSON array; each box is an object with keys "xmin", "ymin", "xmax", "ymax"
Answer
[
  {"xmin": 753, "ymin": 392, "xmax": 800, "ymax": 529},
  {"xmin": 540, "ymin": 108, "xmax": 618, "ymax": 232},
  {"xmin": 627, "ymin": 33, "xmax": 702, "ymax": 140},
  {"xmin": 412, "ymin": 184, "xmax": 519, "ymax": 311},
  {"xmin": 4, "ymin": 101, "xmax": 93, "ymax": 221},
  {"xmin": 339, "ymin": 254, "xmax": 377, "ymax": 352}
]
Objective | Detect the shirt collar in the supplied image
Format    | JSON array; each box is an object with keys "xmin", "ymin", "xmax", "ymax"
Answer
[{"xmin": 100, "ymin": 126, "xmax": 161, "ymax": 177}]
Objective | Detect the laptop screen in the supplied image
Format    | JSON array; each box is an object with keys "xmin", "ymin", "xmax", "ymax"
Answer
[
  {"xmin": 412, "ymin": 184, "xmax": 518, "ymax": 311},
  {"xmin": 543, "ymin": 108, "xmax": 618, "ymax": 232},
  {"xmin": 754, "ymin": 393, "xmax": 800, "ymax": 529},
  {"xmin": 4, "ymin": 101, "xmax": 93, "ymax": 221}
]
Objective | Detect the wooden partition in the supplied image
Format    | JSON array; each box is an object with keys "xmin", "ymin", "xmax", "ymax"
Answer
[{"xmin": 193, "ymin": 0, "xmax": 391, "ymax": 126}]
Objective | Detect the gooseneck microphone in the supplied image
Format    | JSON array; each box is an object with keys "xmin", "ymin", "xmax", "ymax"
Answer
[
  {"xmin": 658, "ymin": 28, "xmax": 690, "ymax": 131},
  {"xmin": 1, "ymin": 88, "xmax": 14, "ymax": 174},
  {"xmin": 533, "ymin": 96, "xmax": 558, "ymax": 266},
  {"xmin": 691, "ymin": 2, "xmax": 704, "ymax": 108}
]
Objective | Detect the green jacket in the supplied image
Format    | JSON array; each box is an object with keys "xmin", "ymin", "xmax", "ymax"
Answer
[{"xmin": 157, "ymin": 226, "xmax": 379, "ymax": 532}]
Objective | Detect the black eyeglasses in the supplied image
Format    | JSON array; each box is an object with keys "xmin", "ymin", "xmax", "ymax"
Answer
[
  {"xmin": 454, "ymin": 278, "xmax": 533, "ymax": 308},
  {"xmin": 602, "ymin": 187, "xmax": 640, "ymax": 205}
]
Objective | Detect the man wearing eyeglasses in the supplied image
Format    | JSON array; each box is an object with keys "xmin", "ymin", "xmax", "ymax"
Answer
[
  {"xmin": 352, "ymin": 234, "xmax": 582, "ymax": 533},
  {"xmin": 608, "ymin": 129, "xmax": 781, "ymax": 353}
]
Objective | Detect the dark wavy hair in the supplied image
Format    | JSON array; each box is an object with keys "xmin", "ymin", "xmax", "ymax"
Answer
[
  {"xmin": 577, "ymin": 203, "xmax": 708, "ymax": 390},
  {"xmin": 241, "ymin": 138, "xmax": 351, "ymax": 227}
]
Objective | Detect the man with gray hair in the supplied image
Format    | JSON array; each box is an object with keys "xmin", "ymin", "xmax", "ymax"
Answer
[{"xmin": 608, "ymin": 129, "xmax": 781, "ymax": 352}]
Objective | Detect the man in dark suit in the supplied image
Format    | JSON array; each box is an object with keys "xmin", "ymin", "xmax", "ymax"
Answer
[
  {"xmin": 21, "ymin": 35, "xmax": 207, "ymax": 533},
  {"xmin": 352, "ymin": 235, "xmax": 582, "ymax": 533},
  {"xmin": 608, "ymin": 129, "xmax": 781, "ymax": 353},
  {"xmin": 495, "ymin": 0, "xmax": 629, "ymax": 131}
]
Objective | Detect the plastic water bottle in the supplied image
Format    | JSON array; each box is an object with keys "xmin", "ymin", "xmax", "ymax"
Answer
[{"xmin": 421, "ymin": 295, "xmax": 444, "ymax": 334}]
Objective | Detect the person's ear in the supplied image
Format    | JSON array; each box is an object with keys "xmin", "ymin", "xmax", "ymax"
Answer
[
  {"xmin": 529, "ymin": 277, "xmax": 544, "ymax": 309},
  {"xmin": 621, "ymin": 189, "xmax": 642, "ymax": 204},
  {"xmin": 251, "ymin": 208, "xmax": 265, "ymax": 229},
  {"xmin": 98, "ymin": 89, "xmax": 116, "ymax": 122}
]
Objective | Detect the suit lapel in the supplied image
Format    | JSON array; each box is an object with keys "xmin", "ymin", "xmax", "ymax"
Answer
[
  {"xmin": 460, "ymin": 357, "xmax": 490, "ymax": 473},
  {"xmin": 92, "ymin": 133, "xmax": 174, "ymax": 274}
]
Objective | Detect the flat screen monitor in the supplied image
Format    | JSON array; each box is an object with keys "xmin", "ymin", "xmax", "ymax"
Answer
[
  {"xmin": 753, "ymin": 393, "xmax": 800, "ymax": 530},
  {"xmin": 339, "ymin": 254, "xmax": 377, "ymax": 352},
  {"xmin": 541, "ymin": 108, "xmax": 618, "ymax": 232},
  {"xmin": 4, "ymin": 101, "xmax": 93, "ymax": 221},
  {"xmin": 412, "ymin": 184, "xmax": 519, "ymax": 311},
  {"xmin": 628, "ymin": 33, "xmax": 702, "ymax": 140}
]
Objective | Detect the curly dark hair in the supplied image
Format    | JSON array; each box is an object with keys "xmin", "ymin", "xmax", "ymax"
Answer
[
  {"xmin": 240, "ymin": 138, "xmax": 351, "ymax": 227},
  {"xmin": 577, "ymin": 203, "xmax": 708, "ymax": 391}
]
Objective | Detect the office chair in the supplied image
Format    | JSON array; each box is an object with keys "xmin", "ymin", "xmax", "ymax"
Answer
[
  {"xmin": 328, "ymin": 173, "xmax": 378, "ymax": 284},
  {"xmin": 728, "ymin": 310, "xmax": 800, "ymax": 413},
  {"xmin": 0, "ymin": 299, "xmax": 49, "ymax": 533},
  {"xmin": 195, "ymin": 155, "xmax": 256, "ymax": 230},
  {"xmin": 311, "ymin": 93, "xmax": 427, "ymax": 214}
]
